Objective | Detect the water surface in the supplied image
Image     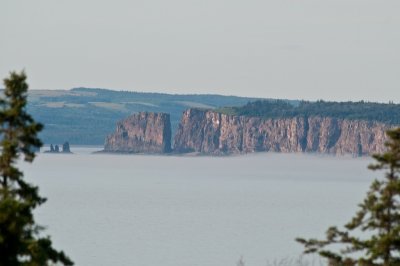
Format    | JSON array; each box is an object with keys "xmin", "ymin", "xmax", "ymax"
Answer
[{"xmin": 21, "ymin": 147, "xmax": 376, "ymax": 266}]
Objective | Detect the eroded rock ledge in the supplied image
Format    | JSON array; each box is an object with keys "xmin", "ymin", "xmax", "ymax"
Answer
[{"xmin": 173, "ymin": 109, "xmax": 393, "ymax": 156}]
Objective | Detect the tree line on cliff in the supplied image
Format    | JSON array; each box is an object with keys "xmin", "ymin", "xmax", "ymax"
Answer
[{"xmin": 218, "ymin": 100, "xmax": 400, "ymax": 125}]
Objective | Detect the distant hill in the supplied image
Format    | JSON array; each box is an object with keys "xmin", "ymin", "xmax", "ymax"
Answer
[{"xmin": 27, "ymin": 88, "xmax": 266, "ymax": 145}]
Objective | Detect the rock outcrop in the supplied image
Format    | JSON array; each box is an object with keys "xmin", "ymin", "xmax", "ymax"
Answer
[
  {"xmin": 104, "ymin": 112, "xmax": 171, "ymax": 153},
  {"xmin": 45, "ymin": 142, "xmax": 72, "ymax": 153},
  {"xmin": 173, "ymin": 109, "xmax": 393, "ymax": 156}
]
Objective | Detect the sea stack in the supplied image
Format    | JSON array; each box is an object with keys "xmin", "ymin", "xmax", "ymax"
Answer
[
  {"xmin": 62, "ymin": 142, "xmax": 71, "ymax": 153},
  {"xmin": 104, "ymin": 112, "xmax": 171, "ymax": 153}
]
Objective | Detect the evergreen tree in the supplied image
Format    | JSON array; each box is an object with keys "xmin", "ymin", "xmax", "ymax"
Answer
[
  {"xmin": 296, "ymin": 128, "xmax": 400, "ymax": 266},
  {"xmin": 0, "ymin": 71, "xmax": 73, "ymax": 265}
]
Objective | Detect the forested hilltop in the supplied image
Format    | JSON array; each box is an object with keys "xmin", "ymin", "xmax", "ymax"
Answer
[
  {"xmin": 218, "ymin": 100, "xmax": 400, "ymax": 124},
  {"xmin": 25, "ymin": 88, "xmax": 263, "ymax": 145}
]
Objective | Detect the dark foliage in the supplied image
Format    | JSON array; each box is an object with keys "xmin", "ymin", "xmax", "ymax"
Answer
[
  {"xmin": 220, "ymin": 100, "xmax": 400, "ymax": 125},
  {"xmin": 0, "ymin": 71, "xmax": 73, "ymax": 265}
]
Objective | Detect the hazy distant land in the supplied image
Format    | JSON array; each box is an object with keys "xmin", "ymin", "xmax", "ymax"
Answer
[
  {"xmin": 24, "ymin": 88, "xmax": 400, "ymax": 152},
  {"xmin": 26, "ymin": 88, "xmax": 264, "ymax": 145}
]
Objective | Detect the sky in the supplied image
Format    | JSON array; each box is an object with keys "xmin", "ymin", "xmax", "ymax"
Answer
[{"xmin": 1, "ymin": 0, "xmax": 399, "ymax": 102}]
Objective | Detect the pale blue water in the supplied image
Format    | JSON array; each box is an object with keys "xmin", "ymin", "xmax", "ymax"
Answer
[{"xmin": 20, "ymin": 147, "xmax": 376, "ymax": 266}]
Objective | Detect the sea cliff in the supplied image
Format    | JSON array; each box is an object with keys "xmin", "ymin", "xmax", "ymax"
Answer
[
  {"xmin": 173, "ymin": 109, "xmax": 392, "ymax": 156},
  {"xmin": 104, "ymin": 112, "xmax": 171, "ymax": 153}
]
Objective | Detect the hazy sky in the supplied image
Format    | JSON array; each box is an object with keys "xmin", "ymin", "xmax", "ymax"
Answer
[{"xmin": 1, "ymin": 0, "xmax": 399, "ymax": 102}]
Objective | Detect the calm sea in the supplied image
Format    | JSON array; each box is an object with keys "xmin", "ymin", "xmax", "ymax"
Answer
[{"xmin": 20, "ymin": 147, "xmax": 376, "ymax": 266}]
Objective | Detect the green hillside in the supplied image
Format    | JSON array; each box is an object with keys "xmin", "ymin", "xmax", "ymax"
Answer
[{"xmin": 27, "ymin": 88, "xmax": 263, "ymax": 145}]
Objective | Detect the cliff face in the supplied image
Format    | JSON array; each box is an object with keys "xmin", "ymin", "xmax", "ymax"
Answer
[
  {"xmin": 173, "ymin": 109, "xmax": 392, "ymax": 155},
  {"xmin": 104, "ymin": 112, "xmax": 171, "ymax": 153}
]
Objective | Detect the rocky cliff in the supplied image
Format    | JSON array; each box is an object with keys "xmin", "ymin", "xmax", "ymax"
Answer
[
  {"xmin": 173, "ymin": 109, "xmax": 393, "ymax": 156},
  {"xmin": 104, "ymin": 112, "xmax": 171, "ymax": 153}
]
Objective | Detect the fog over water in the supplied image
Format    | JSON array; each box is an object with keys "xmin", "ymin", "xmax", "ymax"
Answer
[{"xmin": 21, "ymin": 147, "xmax": 376, "ymax": 266}]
